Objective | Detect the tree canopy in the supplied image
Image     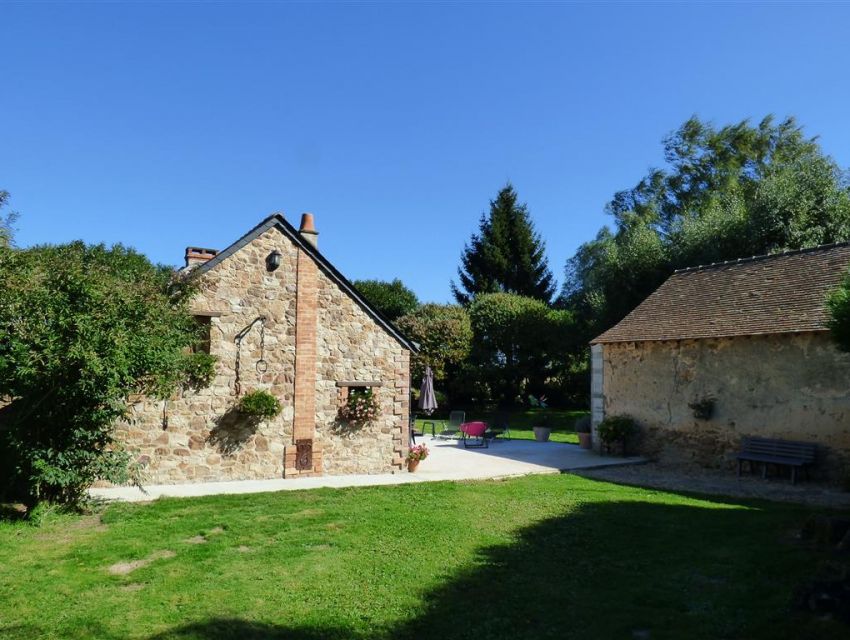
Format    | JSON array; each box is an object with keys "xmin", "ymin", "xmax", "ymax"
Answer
[
  {"xmin": 468, "ymin": 293, "xmax": 576, "ymax": 406},
  {"xmin": 562, "ymin": 115, "xmax": 850, "ymax": 337},
  {"xmin": 0, "ymin": 242, "xmax": 216, "ymax": 507},
  {"xmin": 453, "ymin": 184, "xmax": 555, "ymax": 305},
  {"xmin": 396, "ymin": 303, "xmax": 472, "ymax": 384},
  {"xmin": 353, "ymin": 278, "xmax": 419, "ymax": 321},
  {"xmin": 0, "ymin": 190, "xmax": 18, "ymax": 248}
]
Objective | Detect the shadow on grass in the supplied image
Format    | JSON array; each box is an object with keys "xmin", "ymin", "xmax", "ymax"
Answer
[
  {"xmin": 7, "ymin": 485, "xmax": 845, "ymax": 640},
  {"xmin": 157, "ymin": 497, "xmax": 842, "ymax": 639},
  {"xmin": 1, "ymin": 620, "xmax": 365, "ymax": 640},
  {"xmin": 0, "ymin": 503, "xmax": 27, "ymax": 522},
  {"xmin": 148, "ymin": 620, "xmax": 364, "ymax": 640}
]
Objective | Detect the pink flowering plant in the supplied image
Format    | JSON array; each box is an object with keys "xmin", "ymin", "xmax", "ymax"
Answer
[
  {"xmin": 337, "ymin": 387, "xmax": 380, "ymax": 428},
  {"xmin": 407, "ymin": 444, "xmax": 429, "ymax": 462}
]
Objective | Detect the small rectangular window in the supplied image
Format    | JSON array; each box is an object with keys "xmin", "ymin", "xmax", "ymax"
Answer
[{"xmin": 193, "ymin": 315, "xmax": 212, "ymax": 354}]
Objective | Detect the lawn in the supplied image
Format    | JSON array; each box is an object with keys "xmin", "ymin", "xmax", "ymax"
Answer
[
  {"xmin": 0, "ymin": 474, "xmax": 845, "ymax": 640},
  {"xmin": 415, "ymin": 407, "xmax": 586, "ymax": 444}
]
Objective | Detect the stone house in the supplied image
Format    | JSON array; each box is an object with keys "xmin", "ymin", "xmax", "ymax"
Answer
[
  {"xmin": 590, "ymin": 243, "xmax": 850, "ymax": 475},
  {"xmin": 117, "ymin": 213, "xmax": 417, "ymax": 484}
]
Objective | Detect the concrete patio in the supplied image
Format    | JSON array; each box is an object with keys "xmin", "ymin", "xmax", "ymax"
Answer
[{"xmin": 90, "ymin": 435, "xmax": 646, "ymax": 502}]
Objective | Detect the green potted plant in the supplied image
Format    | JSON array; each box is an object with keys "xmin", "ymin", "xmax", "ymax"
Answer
[
  {"xmin": 237, "ymin": 389, "xmax": 282, "ymax": 425},
  {"xmin": 407, "ymin": 444, "xmax": 429, "ymax": 472},
  {"xmin": 533, "ymin": 414, "xmax": 552, "ymax": 442},
  {"xmin": 597, "ymin": 414, "xmax": 637, "ymax": 456},
  {"xmin": 575, "ymin": 415, "xmax": 592, "ymax": 449},
  {"xmin": 688, "ymin": 395, "xmax": 716, "ymax": 420}
]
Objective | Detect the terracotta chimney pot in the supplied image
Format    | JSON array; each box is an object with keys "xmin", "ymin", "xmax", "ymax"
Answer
[{"xmin": 299, "ymin": 213, "xmax": 319, "ymax": 249}]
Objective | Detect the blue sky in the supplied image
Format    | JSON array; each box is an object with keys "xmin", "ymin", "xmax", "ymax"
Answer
[{"xmin": 3, "ymin": 2, "xmax": 850, "ymax": 303}]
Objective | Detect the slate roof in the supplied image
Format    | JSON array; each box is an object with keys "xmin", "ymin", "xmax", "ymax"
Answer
[
  {"xmin": 192, "ymin": 213, "xmax": 419, "ymax": 353},
  {"xmin": 592, "ymin": 243, "xmax": 850, "ymax": 344}
]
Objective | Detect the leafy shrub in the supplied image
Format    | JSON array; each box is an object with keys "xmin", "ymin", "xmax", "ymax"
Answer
[
  {"xmin": 597, "ymin": 415, "xmax": 637, "ymax": 453},
  {"xmin": 237, "ymin": 390, "xmax": 282, "ymax": 422},
  {"xmin": 828, "ymin": 271, "xmax": 850, "ymax": 352},
  {"xmin": 182, "ymin": 353, "xmax": 218, "ymax": 391},
  {"xmin": 24, "ymin": 500, "xmax": 63, "ymax": 527},
  {"xmin": 0, "ymin": 242, "xmax": 215, "ymax": 508}
]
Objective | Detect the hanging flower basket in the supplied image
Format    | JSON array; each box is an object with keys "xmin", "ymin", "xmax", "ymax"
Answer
[{"xmin": 237, "ymin": 389, "xmax": 282, "ymax": 423}]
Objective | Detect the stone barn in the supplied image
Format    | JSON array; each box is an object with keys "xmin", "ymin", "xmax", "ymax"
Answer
[
  {"xmin": 590, "ymin": 243, "xmax": 850, "ymax": 475},
  {"xmin": 117, "ymin": 212, "xmax": 417, "ymax": 484}
]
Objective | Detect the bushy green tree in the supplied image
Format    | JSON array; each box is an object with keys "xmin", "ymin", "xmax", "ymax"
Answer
[
  {"xmin": 0, "ymin": 242, "xmax": 216, "ymax": 507},
  {"xmin": 353, "ymin": 278, "xmax": 419, "ymax": 321},
  {"xmin": 0, "ymin": 190, "xmax": 18, "ymax": 248},
  {"xmin": 395, "ymin": 304, "xmax": 473, "ymax": 402},
  {"xmin": 827, "ymin": 272, "xmax": 850, "ymax": 352},
  {"xmin": 469, "ymin": 293, "xmax": 575, "ymax": 405},
  {"xmin": 453, "ymin": 184, "xmax": 555, "ymax": 305},
  {"xmin": 562, "ymin": 116, "xmax": 850, "ymax": 338}
]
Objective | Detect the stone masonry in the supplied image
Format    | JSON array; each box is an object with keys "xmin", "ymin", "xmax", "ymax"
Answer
[
  {"xmin": 597, "ymin": 333, "xmax": 850, "ymax": 477},
  {"xmin": 115, "ymin": 216, "xmax": 412, "ymax": 485}
]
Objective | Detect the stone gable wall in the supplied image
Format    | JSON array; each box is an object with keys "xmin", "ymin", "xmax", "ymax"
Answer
[
  {"xmin": 600, "ymin": 332, "xmax": 850, "ymax": 476},
  {"xmin": 116, "ymin": 225, "xmax": 410, "ymax": 485},
  {"xmin": 314, "ymin": 266, "xmax": 409, "ymax": 475}
]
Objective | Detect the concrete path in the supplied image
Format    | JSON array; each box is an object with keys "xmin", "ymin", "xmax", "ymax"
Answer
[{"xmin": 90, "ymin": 436, "xmax": 646, "ymax": 502}]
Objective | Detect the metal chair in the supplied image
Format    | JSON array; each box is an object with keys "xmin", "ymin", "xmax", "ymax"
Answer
[
  {"xmin": 420, "ymin": 420, "xmax": 438, "ymax": 437},
  {"xmin": 487, "ymin": 411, "xmax": 512, "ymax": 441},
  {"xmin": 409, "ymin": 414, "xmax": 418, "ymax": 444},
  {"xmin": 461, "ymin": 421, "xmax": 489, "ymax": 448},
  {"xmin": 437, "ymin": 410, "xmax": 466, "ymax": 439}
]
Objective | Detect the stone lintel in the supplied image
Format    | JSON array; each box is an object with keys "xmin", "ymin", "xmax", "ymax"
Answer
[
  {"xmin": 335, "ymin": 381, "xmax": 383, "ymax": 387},
  {"xmin": 190, "ymin": 309, "xmax": 226, "ymax": 317}
]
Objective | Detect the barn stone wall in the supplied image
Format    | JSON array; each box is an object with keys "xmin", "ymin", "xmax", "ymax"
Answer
[{"xmin": 600, "ymin": 332, "xmax": 850, "ymax": 476}]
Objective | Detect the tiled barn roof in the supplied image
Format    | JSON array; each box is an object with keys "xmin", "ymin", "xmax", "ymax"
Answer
[{"xmin": 592, "ymin": 243, "xmax": 850, "ymax": 344}]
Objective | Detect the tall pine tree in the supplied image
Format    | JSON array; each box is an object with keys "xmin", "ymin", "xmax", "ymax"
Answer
[{"xmin": 452, "ymin": 184, "xmax": 555, "ymax": 305}]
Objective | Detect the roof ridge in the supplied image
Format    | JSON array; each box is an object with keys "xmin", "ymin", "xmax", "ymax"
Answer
[
  {"xmin": 593, "ymin": 238, "xmax": 850, "ymax": 344},
  {"xmin": 190, "ymin": 213, "xmax": 419, "ymax": 353},
  {"xmin": 673, "ymin": 241, "xmax": 850, "ymax": 274}
]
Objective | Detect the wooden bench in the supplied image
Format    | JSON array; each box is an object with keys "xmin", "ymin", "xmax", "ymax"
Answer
[{"xmin": 736, "ymin": 437, "xmax": 817, "ymax": 485}]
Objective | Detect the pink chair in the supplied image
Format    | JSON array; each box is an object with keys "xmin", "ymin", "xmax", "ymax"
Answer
[{"xmin": 460, "ymin": 421, "xmax": 489, "ymax": 448}]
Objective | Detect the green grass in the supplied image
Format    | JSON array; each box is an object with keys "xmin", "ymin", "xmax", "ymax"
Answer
[
  {"xmin": 415, "ymin": 408, "xmax": 586, "ymax": 444},
  {"xmin": 0, "ymin": 474, "xmax": 845, "ymax": 639}
]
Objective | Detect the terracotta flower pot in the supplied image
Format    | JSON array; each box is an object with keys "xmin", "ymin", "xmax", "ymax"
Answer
[
  {"xmin": 408, "ymin": 459, "xmax": 420, "ymax": 472},
  {"xmin": 578, "ymin": 432, "xmax": 592, "ymax": 449}
]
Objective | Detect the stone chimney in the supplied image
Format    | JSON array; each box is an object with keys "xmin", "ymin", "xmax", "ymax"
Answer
[
  {"xmin": 184, "ymin": 247, "xmax": 218, "ymax": 268},
  {"xmin": 299, "ymin": 213, "xmax": 319, "ymax": 249}
]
